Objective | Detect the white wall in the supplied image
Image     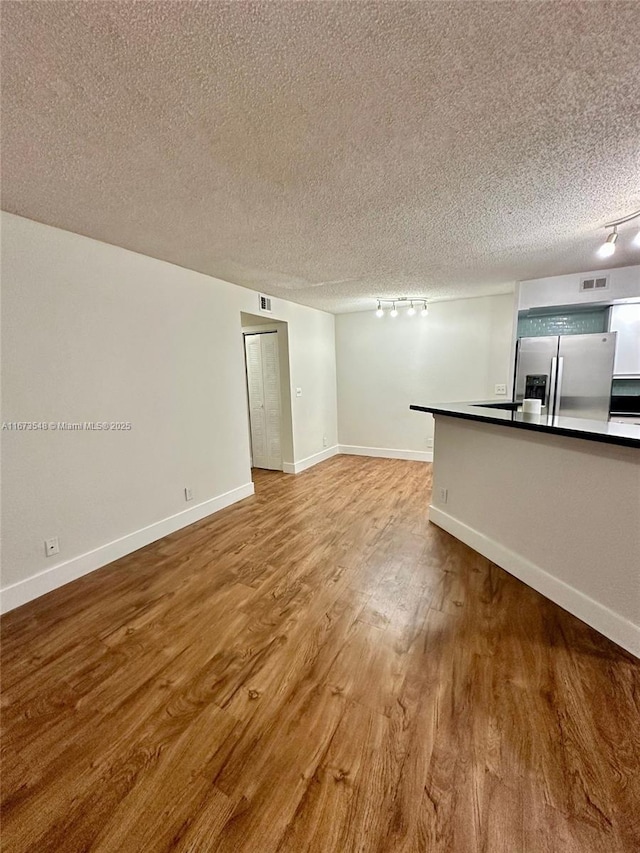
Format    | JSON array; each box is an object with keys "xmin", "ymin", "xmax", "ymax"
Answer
[
  {"xmin": 286, "ymin": 308, "xmax": 339, "ymax": 464},
  {"xmin": 429, "ymin": 416, "xmax": 640, "ymax": 656},
  {"xmin": 335, "ymin": 294, "xmax": 515, "ymax": 457},
  {"xmin": 518, "ymin": 264, "xmax": 640, "ymax": 311},
  {"xmin": 0, "ymin": 213, "xmax": 338, "ymax": 609}
]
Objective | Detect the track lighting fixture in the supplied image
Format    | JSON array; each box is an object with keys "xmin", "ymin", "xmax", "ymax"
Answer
[
  {"xmin": 599, "ymin": 209, "xmax": 640, "ymax": 257},
  {"xmin": 374, "ymin": 297, "xmax": 429, "ymax": 317}
]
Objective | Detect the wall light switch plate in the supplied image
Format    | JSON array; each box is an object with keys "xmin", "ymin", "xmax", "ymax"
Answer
[
  {"xmin": 295, "ymin": 387, "xmax": 302, "ymax": 397},
  {"xmin": 494, "ymin": 384, "xmax": 507, "ymax": 395},
  {"xmin": 184, "ymin": 487, "xmax": 193, "ymax": 501},
  {"xmin": 44, "ymin": 537, "xmax": 60, "ymax": 557}
]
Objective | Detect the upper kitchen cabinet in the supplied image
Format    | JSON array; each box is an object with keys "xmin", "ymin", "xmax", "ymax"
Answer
[{"xmin": 609, "ymin": 303, "xmax": 640, "ymax": 376}]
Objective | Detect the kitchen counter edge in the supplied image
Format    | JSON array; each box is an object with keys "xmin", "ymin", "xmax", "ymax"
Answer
[{"xmin": 409, "ymin": 402, "xmax": 640, "ymax": 449}]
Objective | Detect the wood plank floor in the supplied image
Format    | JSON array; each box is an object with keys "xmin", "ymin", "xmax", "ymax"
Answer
[{"xmin": 1, "ymin": 456, "xmax": 639, "ymax": 852}]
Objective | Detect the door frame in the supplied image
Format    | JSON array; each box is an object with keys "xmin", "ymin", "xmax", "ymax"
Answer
[{"xmin": 240, "ymin": 313, "xmax": 295, "ymax": 476}]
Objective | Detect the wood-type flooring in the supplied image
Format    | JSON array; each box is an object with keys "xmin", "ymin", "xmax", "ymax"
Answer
[{"xmin": 1, "ymin": 456, "xmax": 639, "ymax": 852}]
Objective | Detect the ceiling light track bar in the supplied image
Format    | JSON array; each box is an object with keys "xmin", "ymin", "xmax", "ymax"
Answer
[
  {"xmin": 375, "ymin": 297, "xmax": 429, "ymax": 304},
  {"xmin": 604, "ymin": 209, "xmax": 640, "ymax": 228}
]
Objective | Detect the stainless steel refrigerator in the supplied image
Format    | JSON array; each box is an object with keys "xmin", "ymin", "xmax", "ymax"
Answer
[{"xmin": 514, "ymin": 333, "xmax": 617, "ymax": 420}]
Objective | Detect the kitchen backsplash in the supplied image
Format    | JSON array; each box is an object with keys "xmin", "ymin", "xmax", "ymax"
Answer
[{"xmin": 517, "ymin": 308, "xmax": 608, "ymax": 339}]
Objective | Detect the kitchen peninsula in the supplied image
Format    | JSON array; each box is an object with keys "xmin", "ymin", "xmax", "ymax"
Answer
[{"xmin": 410, "ymin": 401, "xmax": 640, "ymax": 657}]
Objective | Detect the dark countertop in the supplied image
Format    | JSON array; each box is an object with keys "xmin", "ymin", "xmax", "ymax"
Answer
[{"xmin": 409, "ymin": 401, "xmax": 640, "ymax": 449}]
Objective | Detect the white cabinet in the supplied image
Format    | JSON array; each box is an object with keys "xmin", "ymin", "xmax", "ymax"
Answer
[{"xmin": 609, "ymin": 304, "xmax": 640, "ymax": 376}]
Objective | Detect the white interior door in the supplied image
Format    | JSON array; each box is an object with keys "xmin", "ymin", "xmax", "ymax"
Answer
[{"xmin": 244, "ymin": 333, "xmax": 282, "ymax": 470}]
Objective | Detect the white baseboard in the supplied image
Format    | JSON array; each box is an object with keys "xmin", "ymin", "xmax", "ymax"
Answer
[
  {"xmin": 282, "ymin": 445, "xmax": 339, "ymax": 474},
  {"xmin": 429, "ymin": 506, "xmax": 640, "ymax": 659},
  {"xmin": 339, "ymin": 445, "xmax": 433, "ymax": 462},
  {"xmin": 0, "ymin": 483, "xmax": 255, "ymax": 615}
]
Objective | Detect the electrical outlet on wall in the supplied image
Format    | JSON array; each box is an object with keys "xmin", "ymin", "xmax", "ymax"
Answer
[
  {"xmin": 438, "ymin": 487, "xmax": 448, "ymax": 504},
  {"xmin": 494, "ymin": 384, "xmax": 507, "ymax": 395},
  {"xmin": 323, "ymin": 435, "xmax": 328, "ymax": 447},
  {"xmin": 184, "ymin": 487, "xmax": 193, "ymax": 502},
  {"xmin": 427, "ymin": 438, "xmax": 434, "ymax": 449},
  {"xmin": 44, "ymin": 537, "xmax": 60, "ymax": 557}
]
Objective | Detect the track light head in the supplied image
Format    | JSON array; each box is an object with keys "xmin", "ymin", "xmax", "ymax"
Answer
[
  {"xmin": 375, "ymin": 300, "xmax": 384, "ymax": 318},
  {"xmin": 390, "ymin": 302, "xmax": 398, "ymax": 318},
  {"xmin": 407, "ymin": 301, "xmax": 416, "ymax": 316},
  {"xmin": 421, "ymin": 301, "xmax": 429, "ymax": 317},
  {"xmin": 598, "ymin": 227, "xmax": 618, "ymax": 258}
]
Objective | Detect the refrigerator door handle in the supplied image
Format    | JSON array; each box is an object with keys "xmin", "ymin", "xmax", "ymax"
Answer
[
  {"xmin": 548, "ymin": 357, "xmax": 558, "ymax": 413},
  {"xmin": 555, "ymin": 356, "xmax": 564, "ymax": 416}
]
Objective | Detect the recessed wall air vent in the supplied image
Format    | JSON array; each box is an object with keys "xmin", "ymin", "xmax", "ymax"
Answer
[
  {"xmin": 259, "ymin": 294, "xmax": 272, "ymax": 313},
  {"xmin": 580, "ymin": 275, "xmax": 609, "ymax": 293}
]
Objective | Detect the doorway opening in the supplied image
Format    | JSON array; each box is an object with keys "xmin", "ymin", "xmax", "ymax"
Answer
[{"xmin": 240, "ymin": 312, "xmax": 294, "ymax": 478}]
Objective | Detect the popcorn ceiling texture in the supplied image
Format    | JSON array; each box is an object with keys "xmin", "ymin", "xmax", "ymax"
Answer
[{"xmin": 1, "ymin": 1, "xmax": 639, "ymax": 314}]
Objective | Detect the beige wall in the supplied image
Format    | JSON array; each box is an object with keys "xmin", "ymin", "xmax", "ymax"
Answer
[
  {"xmin": 1, "ymin": 213, "xmax": 338, "ymax": 607},
  {"xmin": 335, "ymin": 294, "xmax": 515, "ymax": 455},
  {"xmin": 430, "ymin": 415, "xmax": 640, "ymax": 656}
]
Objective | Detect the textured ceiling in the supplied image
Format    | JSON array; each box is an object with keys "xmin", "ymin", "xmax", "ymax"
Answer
[{"xmin": 2, "ymin": 1, "xmax": 640, "ymax": 313}]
